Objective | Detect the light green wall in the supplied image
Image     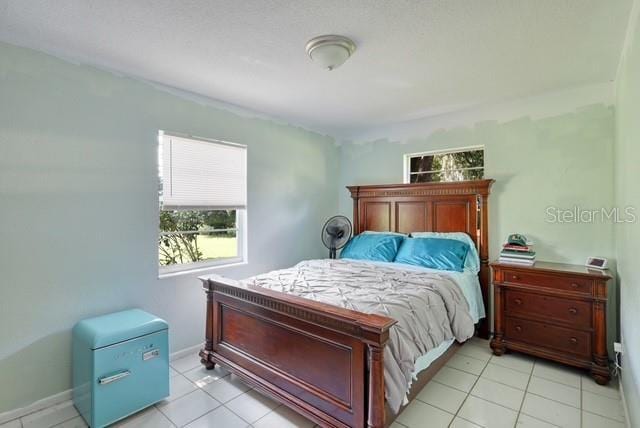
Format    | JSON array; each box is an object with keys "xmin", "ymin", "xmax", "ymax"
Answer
[
  {"xmin": 339, "ymin": 106, "xmax": 616, "ymax": 265},
  {"xmin": 0, "ymin": 35, "xmax": 631, "ymax": 418},
  {"xmin": 0, "ymin": 42, "xmax": 339, "ymax": 413},
  {"xmin": 615, "ymin": 5, "xmax": 640, "ymax": 426},
  {"xmin": 339, "ymin": 105, "xmax": 618, "ymax": 354}
]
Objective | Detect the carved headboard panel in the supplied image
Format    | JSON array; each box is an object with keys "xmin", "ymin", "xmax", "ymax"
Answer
[{"xmin": 347, "ymin": 179, "xmax": 494, "ymax": 338}]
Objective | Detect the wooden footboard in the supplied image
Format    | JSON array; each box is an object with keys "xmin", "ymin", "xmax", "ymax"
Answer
[{"xmin": 199, "ymin": 275, "xmax": 396, "ymax": 428}]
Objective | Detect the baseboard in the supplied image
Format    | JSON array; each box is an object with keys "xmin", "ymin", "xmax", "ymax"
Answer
[
  {"xmin": 170, "ymin": 343, "xmax": 202, "ymax": 361},
  {"xmin": 619, "ymin": 377, "xmax": 631, "ymax": 428},
  {"xmin": 0, "ymin": 389, "xmax": 72, "ymax": 425},
  {"xmin": 0, "ymin": 342, "xmax": 204, "ymax": 425}
]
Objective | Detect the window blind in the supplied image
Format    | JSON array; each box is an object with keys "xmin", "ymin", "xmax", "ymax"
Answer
[{"xmin": 161, "ymin": 134, "xmax": 247, "ymax": 210}]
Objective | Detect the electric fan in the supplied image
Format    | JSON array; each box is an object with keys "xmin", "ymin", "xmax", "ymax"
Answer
[{"xmin": 321, "ymin": 215, "xmax": 352, "ymax": 259}]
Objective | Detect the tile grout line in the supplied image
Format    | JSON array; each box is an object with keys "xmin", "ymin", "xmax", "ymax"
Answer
[
  {"xmin": 520, "ymin": 359, "xmax": 627, "ymax": 427},
  {"xmin": 431, "ymin": 378, "xmax": 471, "ymax": 394},
  {"xmin": 174, "ymin": 360, "xmax": 288, "ymax": 428},
  {"xmin": 448, "ymin": 348, "xmax": 557, "ymax": 427},
  {"xmin": 402, "ymin": 344, "xmax": 544, "ymax": 425},
  {"xmin": 165, "ymin": 367, "xmax": 242, "ymax": 428},
  {"xmin": 221, "ymin": 403, "xmax": 254, "ymax": 426},
  {"xmin": 513, "ymin": 357, "xmax": 535, "ymax": 428},
  {"xmin": 521, "ymin": 361, "xmax": 583, "ymax": 409},
  {"xmin": 156, "ymin": 387, "xmax": 204, "ymax": 427},
  {"xmin": 581, "ymin": 385, "xmax": 623, "ymax": 399},
  {"xmin": 542, "ymin": 368, "xmax": 624, "ymax": 424},
  {"xmin": 172, "ymin": 359, "xmax": 285, "ymax": 427},
  {"xmin": 446, "ymin": 345, "xmax": 493, "ymax": 428},
  {"xmin": 581, "ymin": 409, "xmax": 627, "ymax": 425},
  {"xmin": 406, "ymin": 343, "xmax": 494, "ymax": 425},
  {"xmin": 226, "ymin": 390, "xmax": 283, "ymax": 426},
  {"xmin": 21, "ymin": 404, "xmax": 80, "ymax": 428},
  {"xmin": 1, "ymin": 417, "xmax": 24, "ymax": 428},
  {"xmin": 477, "ymin": 356, "xmax": 625, "ymax": 426},
  {"xmin": 524, "ymin": 390, "xmax": 581, "ymax": 410},
  {"xmin": 50, "ymin": 416, "xmax": 84, "ymax": 428},
  {"xmin": 488, "ymin": 359, "xmax": 536, "ymax": 375},
  {"xmin": 580, "ymin": 373, "xmax": 583, "ymax": 428},
  {"xmin": 248, "ymin": 403, "xmax": 283, "ymax": 427},
  {"xmin": 466, "ymin": 383, "xmax": 527, "ymax": 415},
  {"xmin": 180, "ymin": 406, "xmax": 220, "ymax": 428},
  {"xmin": 578, "ymin": 376, "xmax": 628, "ymax": 426},
  {"xmin": 154, "ymin": 405, "xmax": 178, "ymax": 428},
  {"xmin": 495, "ymin": 365, "xmax": 592, "ymax": 411},
  {"xmin": 431, "ymin": 365, "xmax": 528, "ymax": 396}
]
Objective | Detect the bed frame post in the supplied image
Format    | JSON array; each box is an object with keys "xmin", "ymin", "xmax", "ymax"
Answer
[
  {"xmin": 477, "ymin": 192, "xmax": 491, "ymax": 339},
  {"xmin": 367, "ymin": 344, "xmax": 385, "ymax": 428},
  {"xmin": 352, "ymin": 186, "xmax": 361, "ymax": 235},
  {"xmin": 199, "ymin": 283, "xmax": 216, "ymax": 370}
]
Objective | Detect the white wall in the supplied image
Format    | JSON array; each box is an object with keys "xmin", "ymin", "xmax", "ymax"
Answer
[{"xmin": 0, "ymin": 42, "xmax": 339, "ymax": 412}]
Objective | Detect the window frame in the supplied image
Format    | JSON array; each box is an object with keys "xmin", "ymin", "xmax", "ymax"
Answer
[
  {"xmin": 157, "ymin": 131, "xmax": 248, "ymax": 278},
  {"xmin": 403, "ymin": 145, "xmax": 484, "ymax": 184}
]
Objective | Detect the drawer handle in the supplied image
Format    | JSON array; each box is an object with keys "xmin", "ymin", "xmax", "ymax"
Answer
[
  {"xmin": 512, "ymin": 275, "xmax": 520, "ymax": 280},
  {"xmin": 514, "ymin": 298, "xmax": 523, "ymax": 305},
  {"xmin": 569, "ymin": 337, "xmax": 578, "ymax": 344},
  {"xmin": 568, "ymin": 308, "xmax": 577, "ymax": 315},
  {"xmin": 515, "ymin": 325, "xmax": 522, "ymax": 332},
  {"xmin": 98, "ymin": 370, "xmax": 131, "ymax": 385},
  {"xmin": 571, "ymin": 283, "xmax": 580, "ymax": 289}
]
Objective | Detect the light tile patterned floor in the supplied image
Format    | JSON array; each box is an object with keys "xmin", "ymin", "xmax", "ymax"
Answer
[{"xmin": 1, "ymin": 338, "xmax": 627, "ymax": 428}]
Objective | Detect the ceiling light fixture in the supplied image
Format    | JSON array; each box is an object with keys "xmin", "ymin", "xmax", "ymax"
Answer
[{"xmin": 305, "ymin": 35, "xmax": 356, "ymax": 71}]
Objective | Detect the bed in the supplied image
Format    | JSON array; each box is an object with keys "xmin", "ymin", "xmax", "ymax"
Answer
[{"xmin": 199, "ymin": 180, "xmax": 493, "ymax": 428}]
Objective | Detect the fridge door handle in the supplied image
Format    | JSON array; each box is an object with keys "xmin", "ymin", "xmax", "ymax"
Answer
[{"xmin": 98, "ymin": 370, "xmax": 131, "ymax": 385}]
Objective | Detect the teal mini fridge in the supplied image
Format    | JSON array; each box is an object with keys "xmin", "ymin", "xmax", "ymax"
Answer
[{"xmin": 72, "ymin": 309, "xmax": 169, "ymax": 427}]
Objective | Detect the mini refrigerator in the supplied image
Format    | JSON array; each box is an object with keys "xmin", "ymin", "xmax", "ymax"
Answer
[{"xmin": 73, "ymin": 309, "xmax": 169, "ymax": 427}]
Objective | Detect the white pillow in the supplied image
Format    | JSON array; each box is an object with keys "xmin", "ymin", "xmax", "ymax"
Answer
[{"xmin": 409, "ymin": 232, "xmax": 480, "ymax": 273}]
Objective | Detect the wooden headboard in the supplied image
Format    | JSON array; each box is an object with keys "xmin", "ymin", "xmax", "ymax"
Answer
[{"xmin": 347, "ymin": 179, "xmax": 494, "ymax": 338}]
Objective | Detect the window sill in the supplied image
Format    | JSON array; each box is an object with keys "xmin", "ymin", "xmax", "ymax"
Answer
[{"xmin": 158, "ymin": 259, "xmax": 247, "ymax": 279}]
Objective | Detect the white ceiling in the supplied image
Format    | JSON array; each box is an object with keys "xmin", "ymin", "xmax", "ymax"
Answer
[{"xmin": 0, "ymin": 0, "xmax": 633, "ymax": 137}]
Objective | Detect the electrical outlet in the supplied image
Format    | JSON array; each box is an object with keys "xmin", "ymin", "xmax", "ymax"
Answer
[{"xmin": 614, "ymin": 342, "xmax": 623, "ymax": 354}]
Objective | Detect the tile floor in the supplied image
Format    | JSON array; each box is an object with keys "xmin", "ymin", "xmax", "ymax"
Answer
[{"xmin": 1, "ymin": 337, "xmax": 627, "ymax": 428}]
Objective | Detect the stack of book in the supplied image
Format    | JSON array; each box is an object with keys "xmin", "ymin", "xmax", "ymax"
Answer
[{"xmin": 499, "ymin": 241, "xmax": 536, "ymax": 266}]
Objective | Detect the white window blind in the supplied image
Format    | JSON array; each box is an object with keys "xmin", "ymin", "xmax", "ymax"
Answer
[{"xmin": 161, "ymin": 134, "xmax": 247, "ymax": 210}]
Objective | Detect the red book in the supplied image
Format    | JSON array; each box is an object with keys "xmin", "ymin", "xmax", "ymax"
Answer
[{"xmin": 502, "ymin": 244, "xmax": 531, "ymax": 252}]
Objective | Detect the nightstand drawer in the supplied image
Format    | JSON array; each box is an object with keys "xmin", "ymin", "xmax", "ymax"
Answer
[
  {"xmin": 502, "ymin": 270, "xmax": 592, "ymax": 295},
  {"xmin": 505, "ymin": 290, "xmax": 592, "ymax": 329},
  {"xmin": 505, "ymin": 317, "xmax": 591, "ymax": 358}
]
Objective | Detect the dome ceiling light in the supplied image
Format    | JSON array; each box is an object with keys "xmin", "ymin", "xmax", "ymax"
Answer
[{"xmin": 305, "ymin": 35, "xmax": 356, "ymax": 71}]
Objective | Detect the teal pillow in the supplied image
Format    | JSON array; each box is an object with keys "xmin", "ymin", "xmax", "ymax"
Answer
[
  {"xmin": 340, "ymin": 233, "xmax": 404, "ymax": 262},
  {"xmin": 394, "ymin": 237, "xmax": 469, "ymax": 272},
  {"xmin": 410, "ymin": 232, "xmax": 479, "ymax": 273}
]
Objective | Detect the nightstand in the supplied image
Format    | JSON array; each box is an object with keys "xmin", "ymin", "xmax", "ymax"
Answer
[{"xmin": 490, "ymin": 261, "xmax": 611, "ymax": 384}]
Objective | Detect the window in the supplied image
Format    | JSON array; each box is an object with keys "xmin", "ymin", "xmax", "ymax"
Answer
[
  {"xmin": 404, "ymin": 146, "xmax": 484, "ymax": 183},
  {"xmin": 158, "ymin": 132, "xmax": 247, "ymax": 275}
]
